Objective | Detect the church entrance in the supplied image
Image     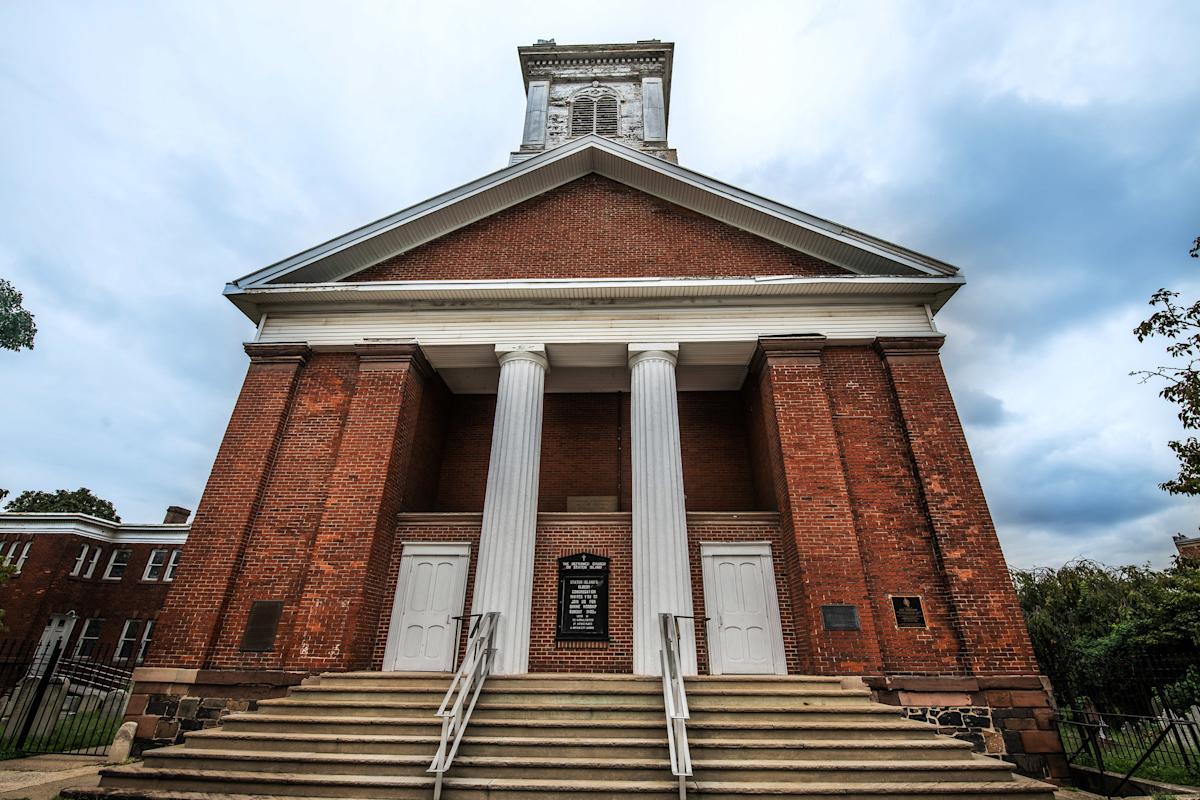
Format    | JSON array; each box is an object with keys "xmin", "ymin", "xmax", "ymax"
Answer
[
  {"xmin": 700, "ymin": 543, "xmax": 787, "ymax": 675},
  {"xmin": 382, "ymin": 544, "xmax": 470, "ymax": 672}
]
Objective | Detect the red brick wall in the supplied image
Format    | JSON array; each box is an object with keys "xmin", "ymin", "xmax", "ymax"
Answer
[
  {"xmin": 0, "ymin": 533, "xmax": 178, "ymax": 655},
  {"xmin": 823, "ymin": 346, "xmax": 964, "ymax": 674},
  {"xmin": 346, "ymin": 175, "xmax": 848, "ymax": 282},
  {"xmin": 877, "ymin": 338, "xmax": 1037, "ymax": 675},
  {"xmin": 436, "ymin": 391, "xmax": 761, "ymax": 513}
]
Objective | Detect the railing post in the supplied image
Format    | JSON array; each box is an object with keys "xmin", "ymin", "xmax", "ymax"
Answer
[{"xmin": 15, "ymin": 639, "xmax": 63, "ymax": 751}]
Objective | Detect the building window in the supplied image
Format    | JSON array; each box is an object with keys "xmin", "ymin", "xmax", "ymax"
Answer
[
  {"xmin": 103, "ymin": 549, "xmax": 131, "ymax": 580},
  {"xmin": 142, "ymin": 549, "xmax": 168, "ymax": 581},
  {"xmin": 164, "ymin": 549, "xmax": 182, "ymax": 582},
  {"xmin": 570, "ymin": 92, "xmax": 619, "ymax": 137},
  {"xmin": 115, "ymin": 619, "xmax": 141, "ymax": 663},
  {"xmin": 70, "ymin": 544, "xmax": 89, "ymax": 576},
  {"xmin": 83, "ymin": 546, "xmax": 101, "ymax": 579},
  {"xmin": 136, "ymin": 620, "xmax": 155, "ymax": 664},
  {"xmin": 75, "ymin": 618, "xmax": 103, "ymax": 658},
  {"xmin": 2, "ymin": 541, "xmax": 31, "ymax": 574}
]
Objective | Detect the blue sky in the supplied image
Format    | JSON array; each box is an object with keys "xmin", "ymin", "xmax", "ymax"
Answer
[{"xmin": 1, "ymin": 1, "xmax": 1197, "ymax": 568}]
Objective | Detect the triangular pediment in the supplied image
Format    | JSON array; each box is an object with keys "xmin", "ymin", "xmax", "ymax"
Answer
[{"xmin": 227, "ymin": 136, "xmax": 958, "ymax": 292}]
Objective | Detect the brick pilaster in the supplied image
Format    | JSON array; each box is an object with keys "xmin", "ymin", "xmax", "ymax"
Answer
[
  {"xmin": 751, "ymin": 337, "xmax": 884, "ymax": 674},
  {"xmin": 284, "ymin": 343, "xmax": 432, "ymax": 670},
  {"xmin": 876, "ymin": 337, "xmax": 1038, "ymax": 674},
  {"xmin": 147, "ymin": 343, "xmax": 309, "ymax": 668}
]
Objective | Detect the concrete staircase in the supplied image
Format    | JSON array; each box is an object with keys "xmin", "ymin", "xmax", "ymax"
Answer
[{"xmin": 75, "ymin": 672, "xmax": 1058, "ymax": 799}]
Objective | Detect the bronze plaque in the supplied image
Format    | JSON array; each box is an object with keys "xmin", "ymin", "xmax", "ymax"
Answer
[
  {"xmin": 821, "ymin": 604, "xmax": 860, "ymax": 631},
  {"xmin": 891, "ymin": 596, "xmax": 927, "ymax": 628},
  {"xmin": 240, "ymin": 600, "xmax": 283, "ymax": 652}
]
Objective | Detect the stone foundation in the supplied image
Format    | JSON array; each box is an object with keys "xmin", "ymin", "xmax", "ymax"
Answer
[
  {"xmin": 866, "ymin": 675, "xmax": 1067, "ymax": 784},
  {"xmin": 125, "ymin": 667, "xmax": 309, "ymax": 752}
]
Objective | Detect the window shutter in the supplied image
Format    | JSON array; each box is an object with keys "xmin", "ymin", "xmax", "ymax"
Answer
[
  {"xmin": 571, "ymin": 98, "xmax": 596, "ymax": 136},
  {"xmin": 595, "ymin": 96, "xmax": 619, "ymax": 136}
]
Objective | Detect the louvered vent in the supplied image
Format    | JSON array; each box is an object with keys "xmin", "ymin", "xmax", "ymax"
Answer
[
  {"xmin": 571, "ymin": 99, "xmax": 596, "ymax": 136},
  {"xmin": 570, "ymin": 94, "xmax": 619, "ymax": 137},
  {"xmin": 595, "ymin": 96, "xmax": 618, "ymax": 136}
]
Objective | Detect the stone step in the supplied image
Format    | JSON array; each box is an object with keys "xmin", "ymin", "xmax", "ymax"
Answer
[
  {"xmin": 85, "ymin": 769, "xmax": 1057, "ymax": 800},
  {"xmin": 320, "ymin": 671, "xmax": 661, "ymax": 692},
  {"xmin": 220, "ymin": 711, "xmax": 940, "ymax": 741},
  {"xmin": 146, "ymin": 748, "xmax": 679, "ymax": 781},
  {"xmin": 185, "ymin": 729, "xmax": 670, "ymax": 759},
  {"xmin": 689, "ymin": 737, "xmax": 975, "ymax": 761},
  {"xmin": 688, "ymin": 757, "xmax": 1014, "ymax": 784}
]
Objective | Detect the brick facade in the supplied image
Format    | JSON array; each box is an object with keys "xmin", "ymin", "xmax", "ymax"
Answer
[
  {"xmin": 0, "ymin": 517, "xmax": 185, "ymax": 660},
  {"xmin": 345, "ymin": 175, "xmax": 848, "ymax": 283}
]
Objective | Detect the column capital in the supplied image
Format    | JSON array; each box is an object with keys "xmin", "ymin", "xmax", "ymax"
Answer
[
  {"xmin": 749, "ymin": 335, "xmax": 826, "ymax": 374},
  {"xmin": 353, "ymin": 342, "xmax": 432, "ymax": 376},
  {"xmin": 495, "ymin": 343, "xmax": 549, "ymax": 370},
  {"xmin": 628, "ymin": 342, "xmax": 679, "ymax": 369},
  {"xmin": 243, "ymin": 342, "xmax": 310, "ymax": 365},
  {"xmin": 874, "ymin": 336, "xmax": 944, "ymax": 363}
]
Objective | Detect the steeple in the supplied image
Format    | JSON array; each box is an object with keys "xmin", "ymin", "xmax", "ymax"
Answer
[{"xmin": 510, "ymin": 40, "xmax": 676, "ymax": 165}]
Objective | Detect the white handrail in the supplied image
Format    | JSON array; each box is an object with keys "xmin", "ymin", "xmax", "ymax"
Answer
[
  {"xmin": 659, "ymin": 613, "xmax": 692, "ymax": 800},
  {"xmin": 429, "ymin": 610, "xmax": 499, "ymax": 800}
]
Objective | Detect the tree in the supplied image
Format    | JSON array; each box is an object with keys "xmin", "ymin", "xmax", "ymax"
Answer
[
  {"xmin": 4, "ymin": 488, "xmax": 120, "ymax": 522},
  {"xmin": 0, "ymin": 279, "xmax": 36, "ymax": 352},
  {"xmin": 1132, "ymin": 235, "xmax": 1200, "ymax": 495},
  {"xmin": 1014, "ymin": 558, "xmax": 1200, "ymax": 712}
]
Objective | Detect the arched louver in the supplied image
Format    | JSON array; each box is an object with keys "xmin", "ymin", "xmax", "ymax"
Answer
[{"xmin": 571, "ymin": 93, "xmax": 619, "ymax": 137}]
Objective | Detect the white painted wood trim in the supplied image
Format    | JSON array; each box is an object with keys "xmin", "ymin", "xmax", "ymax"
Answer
[
  {"xmin": 700, "ymin": 542, "xmax": 788, "ymax": 676},
  {"xmin": 383, "ymin": 543, "xmax": 471, "ymax": 672}
]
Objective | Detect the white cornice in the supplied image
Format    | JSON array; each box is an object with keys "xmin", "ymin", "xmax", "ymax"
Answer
[
  {"xmin": 225, "ymin": 137, "xmax": 963, "ymax": 319},
  {"xmin": 0, "ymin": 513, "xmax": 189, "ymax": 545}
]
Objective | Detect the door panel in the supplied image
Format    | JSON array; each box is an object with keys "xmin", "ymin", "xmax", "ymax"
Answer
[
  {"xmin": 702, "ymin": 545, "xmax": 786, "ymax": 675},
  {"xmin": 385, "ymin": 546, "xmax": 469, "ymax": 672}
]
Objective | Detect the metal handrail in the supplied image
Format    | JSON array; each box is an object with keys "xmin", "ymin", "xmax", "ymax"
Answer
[
  {"xmin": 428, "ymin": 610, "xmax": 499, "ymax": 800},
  {"xmin": 659, "ymin": 613, "xmax": 692, "ymax": 800}
]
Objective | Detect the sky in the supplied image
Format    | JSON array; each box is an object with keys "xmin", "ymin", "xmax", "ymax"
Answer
[{"xmin": 1, "ymin": 1, "xmax": 1198, "ymax": 569}]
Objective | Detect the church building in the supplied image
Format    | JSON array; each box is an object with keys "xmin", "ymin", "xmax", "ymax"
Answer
[{"xmin": 121, "ymin": 41, "xmax": 1065, "ymax": 791}]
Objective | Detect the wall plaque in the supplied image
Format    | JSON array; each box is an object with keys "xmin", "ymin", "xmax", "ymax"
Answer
[
  {"xmin": 821, "ymin": 604, "xmax": 861, "ymax": 631},
  {"xmin": 891, "ymin": 595, "xmax": 927, "ymax": 628},
  {"xmin": 240, "ymin": 600, "xmax": 283, "ymax": 652},
  {"xmin": 556, "ymin": 553, "xmax": 610, "ymax": 641}
]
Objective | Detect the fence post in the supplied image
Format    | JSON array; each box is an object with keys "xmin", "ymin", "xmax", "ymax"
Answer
[{"xmin": 15, "ymin": 639, "xmax": 63, "ymax": 751}]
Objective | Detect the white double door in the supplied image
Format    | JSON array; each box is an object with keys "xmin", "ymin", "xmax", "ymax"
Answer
[
  {"xmin": 383, "ymin": 544, "xmax": 470, "ymax": 672},
  {"xmin": 701, "ymin": 543, "xmax": 787, "ymax": 675}
]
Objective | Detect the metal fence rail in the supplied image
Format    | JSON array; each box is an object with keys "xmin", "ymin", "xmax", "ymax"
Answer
[
  {"xmin": 0, "ymin": 638, "xmax": 135, "ymax": 758},
  {"xmin": 1057, "ymin": 708, "xmax": 1200, "ymax": 794}
]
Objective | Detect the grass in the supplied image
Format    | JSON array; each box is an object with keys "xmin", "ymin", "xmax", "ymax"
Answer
[
  {"xmin": 1061, "ymin": 722, "xmax": 1200, "ymax": 787},
  {"xmin": 0, "ymin": 710, "xmax": 120, "ymax": 760}
]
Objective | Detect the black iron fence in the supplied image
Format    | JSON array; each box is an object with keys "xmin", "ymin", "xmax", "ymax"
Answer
[
  {"xmin": 0, "ymin": 638, "xmax": 135, "ymax": 758},
  {"xmin": 1057, "ymin": 708, "xmax": 1200, "ymax": 793}
]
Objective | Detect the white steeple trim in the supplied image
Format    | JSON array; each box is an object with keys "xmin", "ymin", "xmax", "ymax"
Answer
[
  {"xmin": 628, "ymin": 342, "xmax": 697, "ymax": 676},
  {"xmin": 470, "ymin": 343, "xmax": 548, "ymax": 674}
]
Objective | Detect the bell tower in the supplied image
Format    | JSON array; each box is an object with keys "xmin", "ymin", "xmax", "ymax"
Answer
[{"xmin": 510, "ymin": 39, "xmax": 677, "ymax": 165}]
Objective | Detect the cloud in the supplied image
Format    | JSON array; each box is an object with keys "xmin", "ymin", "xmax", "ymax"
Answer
[{"xmin": 1, "ymin": 0, "xmax": 1198, "ymax": 570}]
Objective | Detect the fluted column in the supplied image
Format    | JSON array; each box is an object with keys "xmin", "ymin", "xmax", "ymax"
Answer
[
  {"xmin": 471, "ymin": 344, "xmax": 548, "ymax": 675},
  {"xmin": 629, "ymin": 343, "xmax": 697, "ymax": 676}
]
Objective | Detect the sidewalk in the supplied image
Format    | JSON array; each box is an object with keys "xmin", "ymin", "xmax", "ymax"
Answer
[{"xmin": 0, "ymin": 754, "xmax": 108, "ymax": 800}]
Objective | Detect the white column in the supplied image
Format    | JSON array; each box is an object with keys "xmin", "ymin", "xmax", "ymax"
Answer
[
  {"xmin": 629, "ymin": 343, "xmax": 697, "ymax": 676},
  {"xmin": 471, "ymin": 343, "xmax": 548, "ymax": 675}
]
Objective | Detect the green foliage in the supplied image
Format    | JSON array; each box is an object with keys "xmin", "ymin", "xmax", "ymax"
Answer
[
  {"xmin": 1162, "ymin": 664, "xmax": 1200, "ymax": 712},
  {"xmin": 1013, "ymin": 558, "xmax": 1200, "ymax": 712},
  {"xmin": 1133, "ymin": 235, "xmax": 1200, "ymax": 495},
  {"xmin": 3, "ymin": 488, "xmax": 120, "ymax": 522},
  {"xmin": 0, "ymin": 278, "xmax": 36, "ymax": 352}
]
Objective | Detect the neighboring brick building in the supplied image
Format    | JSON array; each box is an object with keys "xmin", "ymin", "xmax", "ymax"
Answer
[
  {"xmin": 0, "ymin": 509, "xmax": 189, "ymax": 664},
  {"xmin": 133, "ymin": 40, "xmax": 1063, "ymax": 778}
]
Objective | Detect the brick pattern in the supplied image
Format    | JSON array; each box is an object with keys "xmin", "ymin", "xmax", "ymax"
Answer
[
  {"xmin": 878, "ymin": 338, "xmax": 1038, "ymax": 675},
  {"xmin": 207, "ymin": 353, "xmax": 358, "ymax": 669},
  {"xmin": 751, "ymin": 340, "xmax": 884, "ymax": 674},
  {"xmin": 286, "ymin": 346, "xmax": 430, "ymax": 670},
  {"xmin": 823, "ymin": 346, "xmax": 965, "ymax": 673},
  {"xmin": 346, "ymin": 175, "xmax": 848, "ymax": 283},
  {"xmin": 0, "ymin": 534, "xmax": 176, "ymax": 655},
  {"xmin": 149, "ymin": 344, "xmax": 308, "ymax": 668},
  {"xmin": 435, "ymin": 392, "xmax": 761, "ymax": 513}
]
